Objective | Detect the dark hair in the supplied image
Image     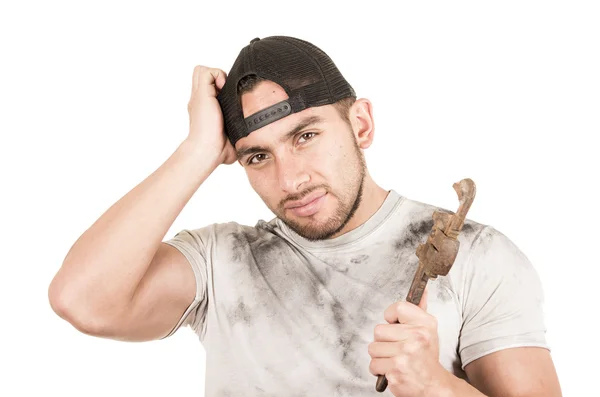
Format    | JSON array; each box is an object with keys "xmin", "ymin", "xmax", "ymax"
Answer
[{"xmin": 237, "ymin": 74, "xmax": 355, "ymax": 124}]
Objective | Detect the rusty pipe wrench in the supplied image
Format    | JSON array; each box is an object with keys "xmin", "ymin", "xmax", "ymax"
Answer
[{"xmin": 375, "ymin": 178, "xmax": 476, "ymax": 393}]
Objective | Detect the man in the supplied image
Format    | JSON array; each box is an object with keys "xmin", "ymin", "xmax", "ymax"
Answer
[{"xmin": 48, "ymin": 36, "xmax": 562, "ymax": 396}]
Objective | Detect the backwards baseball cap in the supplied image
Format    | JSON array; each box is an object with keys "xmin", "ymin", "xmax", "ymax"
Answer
[{"xmin": 217, "ymin": 36, "xmax": 356, "ymax": 147}]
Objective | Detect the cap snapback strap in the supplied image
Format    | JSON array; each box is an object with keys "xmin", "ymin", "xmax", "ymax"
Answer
[{"xmin": 244, "ymin": 100, "xmax": 292, "ymax": 133}]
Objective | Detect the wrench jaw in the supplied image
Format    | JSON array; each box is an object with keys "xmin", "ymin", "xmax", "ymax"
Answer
[
  {"xmin": 449, "ymin": 178, "xmax": 477, "ymax": 238},
  {"xmin": 416, "ymin": 228, "xmax": 460, "ymax": 279},
  {"xmin": 415, "ymin": 177, "xmax": 476, "ymax": 282},
  {"xmin": 453, "ymin": 178, "xmax": 476, "ymax": 205}
]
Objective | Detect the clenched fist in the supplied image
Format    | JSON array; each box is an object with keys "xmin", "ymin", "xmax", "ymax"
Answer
[
  {"xmin": 186, "ymin": 65, "xmax": 237, "ymax": 166},
  {"xmin": 368, "ymin": 287, "xmax": 452, "ymax": 397}
]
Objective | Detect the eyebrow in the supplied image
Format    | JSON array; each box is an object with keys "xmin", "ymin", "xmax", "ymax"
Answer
[{"xmin": 236, "ymin": 115, "xmax": 324, "ymax": 160}]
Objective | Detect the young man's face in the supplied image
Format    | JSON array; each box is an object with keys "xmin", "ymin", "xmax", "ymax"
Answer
[{"xmin": 235, "ymin": 80, "xmax": 367, "ymax": 241}]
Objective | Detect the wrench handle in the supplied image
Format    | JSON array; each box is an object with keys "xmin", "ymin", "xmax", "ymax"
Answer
[{"xmin": 376, "ymin": 270, "xmax": 430, "ymax": 392}]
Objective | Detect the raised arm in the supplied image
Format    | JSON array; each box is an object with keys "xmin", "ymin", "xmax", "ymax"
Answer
[{"xmin": 48, "ymin": 66, "xmax": 237, "ymax": 341}]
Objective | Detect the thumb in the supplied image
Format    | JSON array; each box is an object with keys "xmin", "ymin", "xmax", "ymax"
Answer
[{"xmin": 418, "ymin": 285, "xmax": 429, "ymax": 312}]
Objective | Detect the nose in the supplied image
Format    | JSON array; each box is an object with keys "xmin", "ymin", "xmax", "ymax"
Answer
[{"xmin": 277, "ymin": 154, "xmax": 310, "ymax": 193}]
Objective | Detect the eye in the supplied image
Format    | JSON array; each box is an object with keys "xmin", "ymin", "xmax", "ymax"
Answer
[
  {"xmin": 248, "ymin": 153, "xmax": 268, "ymax": 165},
  {"xmin": 298, "ymin": 132, "xmax": 317, "ymax": 144}
]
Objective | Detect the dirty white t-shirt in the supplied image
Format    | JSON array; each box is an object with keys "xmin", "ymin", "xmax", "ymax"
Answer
[{"xmin": 163, "ymin": 190, "xmax": 549, "ymax": 396}]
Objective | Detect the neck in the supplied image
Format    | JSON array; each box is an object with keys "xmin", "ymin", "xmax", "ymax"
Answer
[{"xmin": 330, "ymin": 175, "xmax": 388, "ymax": 239}]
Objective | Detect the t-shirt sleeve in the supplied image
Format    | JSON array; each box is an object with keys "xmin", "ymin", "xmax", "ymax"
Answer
[
  {"xmin": 457, "ymin": 226, "xmax": 550, "ymax": 369},
  {"xmin": 160, "ymin": 226, "xmax": 212, "ymax": 338}
]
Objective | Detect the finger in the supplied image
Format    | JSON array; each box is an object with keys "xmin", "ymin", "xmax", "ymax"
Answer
[
  {"xmin": 191, "ymin": 66, "xmax": 227, "ymax": 94},
  {"xmin": 213, "ymin": 68, "xmax": 227, "ymax": 91},
  {"xmin": 192, "ymin": 65, "xmax": 204, "ymax": 92},
  {"xmin": 384, "ymin": 300, "xmax": 431, "ymax": 325},
  {"xmin": 198, "ymin": 67, "xmax": 227, "ymax": 90},
  {"xmin": 368, "ymin": 341, "xmax": 404, "ymax": 358},
  {"xmin": 369, "ymin": 357, "xmax": 395, "ymax": 376},
  {"xmin": 373, "ymin": 323, "xmax": 419, "ymax": 342}
]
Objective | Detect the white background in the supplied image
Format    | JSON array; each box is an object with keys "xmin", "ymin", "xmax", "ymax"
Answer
[{"xmin": 1, "ymin": 1, "xmax": 598, "ymax": 396}]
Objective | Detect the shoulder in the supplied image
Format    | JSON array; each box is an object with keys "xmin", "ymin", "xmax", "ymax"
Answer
[
  {"xmin": 395, "ymin": 195, "xmax": 513, "ymax": 292},
  {"xmin": 399, "ymin": 195, "xmax": 526, "ymax": 259},
  {"xmin": 399, "ymin": 195, "xmax": 543, "ymax": 310},
  {"xmin": 204, "ymin": 219, "xmax": 292, "ymax": 248},
  {"xmin": 171, "ymin": 217, "xmax": 294, "ymax": 253},
  {"xmin": 177, "ymin": 219, "xmax": 277, "ymax": 239},
  {"xmin": 398, "ymin": 195, "xmax": 490, "ymax": 250}
]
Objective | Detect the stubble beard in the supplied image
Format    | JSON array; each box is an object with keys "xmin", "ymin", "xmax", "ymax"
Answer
[{"xmin": 278, "ymin": 143, "xmax": 367, "ymax": 241}]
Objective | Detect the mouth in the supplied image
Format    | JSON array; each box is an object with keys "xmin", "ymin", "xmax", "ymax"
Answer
[{"xmin": 285, "ymin": 192, "xmax": 327, "ymax": 217}]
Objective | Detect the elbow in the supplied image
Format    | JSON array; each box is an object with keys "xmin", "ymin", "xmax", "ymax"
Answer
[{"xmin": 48, "ymin": 275, "xmax": 124, "ymax": 338}]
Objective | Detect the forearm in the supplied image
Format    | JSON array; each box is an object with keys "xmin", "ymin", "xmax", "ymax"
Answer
[{"xmin": 50, "ymin": 139, "xmax": 217, "ymax": 318}]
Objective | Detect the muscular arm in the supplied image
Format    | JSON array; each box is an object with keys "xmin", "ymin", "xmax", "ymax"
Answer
[
  {"xmin": 446, "ymin": 346, "xmax": 562, "ymax": 397},
  {"xmin": 48, "ymin": 140, "xmax": 218, "ymax": 341},
  {"xmin": 48, "ymin": 65, "xmax": 234, "ymax": 341},
  {"xmin": 445, "ymin": 225, "xmax": 562, "ymax": 396}
]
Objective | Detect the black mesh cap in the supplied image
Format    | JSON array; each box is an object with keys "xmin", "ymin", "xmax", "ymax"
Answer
[{"xmin": 217, "ymin": 36, "xmax": 356, "ymax": 147}]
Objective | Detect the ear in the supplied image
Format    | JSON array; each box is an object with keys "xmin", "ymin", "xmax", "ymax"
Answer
[{"xmin": 349, "ymin": 98, "xmax": 375, "ymax": 150}]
